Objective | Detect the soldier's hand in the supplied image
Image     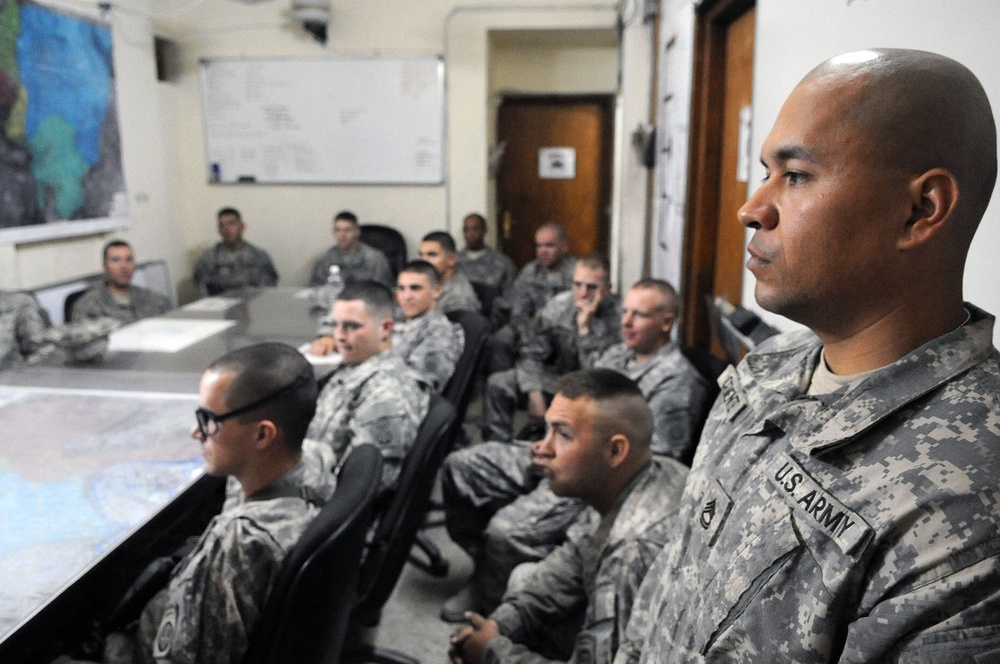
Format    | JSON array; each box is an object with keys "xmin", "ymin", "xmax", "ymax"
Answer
[
  {"xmin": 527, "ymin": 391, "xmax": 547, "ymax": 419},
  {"xmin": 449, "ymin": 612, "xmax": 499, "ymax": 664},
  {"xmin": 310, "ymin": 335, "xmax": 336, "ymax": 356},
  {"xmin": 576, "ymin": 297, "xmax": 600, "ymax": 335}
]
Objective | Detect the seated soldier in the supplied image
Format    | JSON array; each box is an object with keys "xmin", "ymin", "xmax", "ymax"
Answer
[
  {"xmin": 448, "ymin": 369, "xmax": 687, "ymax": 664},
  {"xmin": 310, "ymin": 261, "xmax": 465, "ymax": 391},
  {"xmin": 456, "ymin": 213, "xmax": 517, "ymax": 314},
  {"xmin": 488, "ymin": 223, "xmax": 576, "ymax": 374},
  {"xmin": 440, "ymin": 278, "xmax": 713, "ymax": 620},
  {"xmin": 60, "ymin": 342, "xmax": 337, "ymax": 664},
  {"xmin": 1, "ymin": 290, "xmax": 115, "ymax": 369},
  {"xmin": 419, "ymin": 231, "xmax": 482, "ymax": 314},
  {"xmin": 393, "ymin": 260, "xmax": 465, "ymax": 391},
  {"xmin": 305, "ymin": 281, "xmax": 430, "ymax": 493},
  {"xmin": 484, "ymin": 254, "xmax": 620, "ymax": 443},
  {"xmin": 71, "ymin": 240, "xmax": 171, "ymax": 325},
  {"xmin": 309, "ymin": 211, "xmax": 393, "ymax": 288},
  {"xmin": 192, "ymin": 207, "xmax": 278, "ymax": 296}
]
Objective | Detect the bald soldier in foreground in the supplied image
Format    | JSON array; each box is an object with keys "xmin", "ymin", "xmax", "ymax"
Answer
[{"xmin": 616, "ymin": 49, "xmax": 1000, "ymax": 663}]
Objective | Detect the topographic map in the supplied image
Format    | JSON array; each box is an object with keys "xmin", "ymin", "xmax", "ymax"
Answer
[
  {"xmin": 0, "ymin": 387, "xmax": 202, "ymax": 639},
  {"xmin": 0, "ymin": 1, "xmax": 126, "ymax": 239}
]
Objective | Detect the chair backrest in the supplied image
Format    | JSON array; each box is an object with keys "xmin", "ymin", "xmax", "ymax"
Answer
[
  {"xmin": 64, "ymin": 288, "xmax": 89, "ymax": 323},
  {"xmin": 351, "ymin": 393, "xmax": 456, "ymax": 627},
  {"xmin": 443, "ymin": 309, "xmax": 490, "ymax": 422},
  {"xmin": 360, "ymin": 224, "xmax": 407, "ymax": 280},
  {"xmin": 678, "ymin": 345, "xmax": 729, "ymax": 465},
  {"xmin": 242, "ymin": 444, "xmax": 383, "ymax": 664},
  {"xmin": 469, "ymin": 281, "xmax": 501, "ymax": 316},
  {"xmin": 709, "ymin": 296, "xmax": 779, "ymax": 365}
]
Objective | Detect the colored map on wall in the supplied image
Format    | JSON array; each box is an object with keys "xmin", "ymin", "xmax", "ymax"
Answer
[{"xmin": 0, "ymin": 1, "xmax": 128, "ymax": 243}]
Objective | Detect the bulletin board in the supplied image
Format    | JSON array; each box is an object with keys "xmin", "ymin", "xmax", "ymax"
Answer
[{"xmin": 199, "ymin": 56, "xmax": 445, "ymax": 185}]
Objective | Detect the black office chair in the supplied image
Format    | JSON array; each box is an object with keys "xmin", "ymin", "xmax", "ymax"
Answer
[
  {"xmin": 442, "ymin": 309, "xmax": 491, "ymax": 424},
  {"xmin": 64, "ymin": 288, "xmax": 89, "ymax": 323},
  {"xmin": 342, "ymin": 393, "xmax": 457, "ymax": 664},
  {"xmin": 360, "ymin": 224, "xmax": 407, "ymax": 280},
  {"xmin": 406, "ymin": 309, "xmax": 492, "ymax": 578},
  {"xmin": 709, "ymin": 296, "xmax": 780, "ymax": 365},
  {"xmin": 242, "ymin": 444, "xmax": 383, "ymax": 664},
  {"xmin": 678, "ymin": 345, "xmax": 729, "ymax": 466},
  {"xmin": 469, "ymin": 281, "xmax": 501, "ymax": 317}
]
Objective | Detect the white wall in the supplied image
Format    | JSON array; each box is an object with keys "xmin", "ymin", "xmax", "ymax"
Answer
[
  {"xmin": 153, "ymin": 1, "xmax": 641, "ymax": 295},
  {"xmin": 746, "ymin": 0, "xmax": 1000, "ymax": 345},
  {"xmin": 0, "ymin": 1, "xmax": 181, "ymax": 293}
]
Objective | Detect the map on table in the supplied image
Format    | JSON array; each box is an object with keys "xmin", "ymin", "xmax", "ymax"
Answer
[
  {"xmin": 0, "ymin": 1, "xmax": 129, "ymax": 243},
  {"xmin": 0, "ymin": 387, "xmax": 203, "ymax": 639}
]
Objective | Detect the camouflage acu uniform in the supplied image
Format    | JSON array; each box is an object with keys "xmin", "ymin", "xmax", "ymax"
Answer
[
  {"xmin": 444, "ymin": 338, "xmax": 706, "ymax": 611},
  {"xmin": 438, "ymin": 270, "xmax": 482, "ymax": 314},
  {"xmin": 393, "ymin": 308, "xmax": 465, "ymax": 391},
  {"xmin": 305, "ymin": 349, "xmax": 429, "ymax": 493},
  {"xmin": 0, "ymin": 291, "xmax": 48, "ymax": 369},
  {"xmin": 309, "ymin": 242, "xmax": 393, "ymax": 288},
  {"xmin": 484, "ymin": 291, "xmax": 621, "ymax": 442},
  {"xmin": 488, "ymin": 257, "xmax": 577, "ymax": 374},
  {"xmin": 1, "ymin": 291, "xmax": 116, "ymax": 368},
  {"xmin": 192, "ymin": 241, "xmax": 278, "ymax": 296},
  {"xmin": 457, "ymin": 247, "xmax": 517, "ymax": 295},
  {"xmin": 616, "ymin": 304, "xmax": 1000, "ymax": 663},
  {"xmin": 595, "ymin": 342, "xmax": 714, "ymax": 461},
  {"xmin": 482, "ymin": 458, "xmax": 688, "ymax": 664},
  {"xmin": 111, "ymin": 443, "xmax": 337, "ymax": 664},
  {"xmin": 71, "ymin": 285, "xmax": 171, "ymax": 326}
]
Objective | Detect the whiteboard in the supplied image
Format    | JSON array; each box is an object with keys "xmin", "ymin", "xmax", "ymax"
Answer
[{"xmin": 199, "ymin": 56, "xmax": 445, "ymax": 184}]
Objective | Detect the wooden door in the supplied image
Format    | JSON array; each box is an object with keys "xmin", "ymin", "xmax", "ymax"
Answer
[
  {"xmin": 681, "ymin": 1, "xmax": 756, "ymax": 354},
  {"xmin": 496, "ymin": 96, "xmax": 614, "ymax": 268}
]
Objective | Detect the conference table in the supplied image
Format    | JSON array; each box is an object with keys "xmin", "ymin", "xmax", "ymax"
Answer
[{"xmin": 0, "ymin": 287, "xmax": 330, "ymax": 663}]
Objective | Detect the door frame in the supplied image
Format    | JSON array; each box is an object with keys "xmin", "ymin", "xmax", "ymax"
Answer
[
  {"xmin": 680, "ymin": 0, "xmax": 756, "ymax": 348},
  {"xmin": 495, "ymin": 93, "xmax": 616, "ymax": 266}
]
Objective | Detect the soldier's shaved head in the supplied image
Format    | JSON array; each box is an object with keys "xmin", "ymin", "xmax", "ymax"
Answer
[{"xmin": 804, "ymin": 49, "xmax": 996, "ymax": 241}]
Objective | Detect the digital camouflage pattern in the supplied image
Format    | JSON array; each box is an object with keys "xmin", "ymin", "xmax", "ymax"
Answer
[
  {"xmin": 443, "ymin": 437, "xmax": 590, "ymax": 612},
  {"xmin": 0, "ymin": 291, "xmax": 49, "ymax": 368},
  {"xmin": 305, "ymin": 348, "xmax": 429, "ymax": 493},
  {"xmin": 392, "ymin": 307, "xmax": 464, "ymax": 391},
  {"xmin": 1, "ymin": 291, "xmax": 116, "ymax": 368},
  {"xmin": 192, "ymin": 241, "xmax": 278, "ymax": 296},
  {"xmin": 501, "ymin": 257, "xmax": 577, "ymax": 338},
  {"xmin": 458, "ymin": 247, "xmax": 518, "ymax": 294},
  {"xmin": 438, "ymin": 270, "xmax": 482, "ymax": 314},
  {"xmin": 594, "ymin": 342, "xmax": 714, "ymax": 461},
  {"xmin": 309, "ymin": 242, "xmax": 393, "ymax": 288},
  {"xmin": 616, "ymin": 304, "xmax": 1000, "ymax": 663},
  {"xmin": 483, "ymin": 457, "xmax": 688, "ymax": 664},
  {"xmin": 484, "ymin": 290, "xmax": 621, "ymax": 442},
  {"xmin": 109, "ymin": 443, "xmax": 337, "ymax": 664},
  {"xmin": 70, "ymin": 285, "xmax": 171, "ymax": 326}
]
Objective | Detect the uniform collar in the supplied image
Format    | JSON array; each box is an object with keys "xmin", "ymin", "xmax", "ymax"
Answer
[{"xmin": 737, "ymin": 304, "xmax": 997, "ymax": 456}]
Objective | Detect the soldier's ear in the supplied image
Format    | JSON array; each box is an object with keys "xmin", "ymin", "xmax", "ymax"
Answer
[{"xmin": 606, "ymin": 433, "xmax": 630, "ymax": 468}]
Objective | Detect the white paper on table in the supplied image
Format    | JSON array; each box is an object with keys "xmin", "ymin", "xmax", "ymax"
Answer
[
  {"xmin": 180, "ymin": 297, "xmax": 241, "ymax": 312},
  {"xmin": 298, "ymin": 342, "xmax": 342, "ymax": 366},
  {"xmin": 108, "ymin": 318, "xmax": 237, "ymax": 353}
]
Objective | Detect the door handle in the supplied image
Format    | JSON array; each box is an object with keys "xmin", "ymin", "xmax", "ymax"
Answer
[{"xmin": 502, "ymin": 211, "xmax": 512, "ymax": 240}]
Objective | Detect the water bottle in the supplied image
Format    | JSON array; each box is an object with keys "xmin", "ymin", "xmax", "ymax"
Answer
[{"xmin": 320, "ymin": 265, "xmax": 344, "ymax": 311}]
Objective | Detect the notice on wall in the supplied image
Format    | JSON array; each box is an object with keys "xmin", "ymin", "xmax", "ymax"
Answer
[{"xmin": 538, "ymin": 147, "xmax": 576, "ymax": 179}]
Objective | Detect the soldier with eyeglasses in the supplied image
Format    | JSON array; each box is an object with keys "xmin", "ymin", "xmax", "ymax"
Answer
[{"xmin": 60, "ymin": 342, "xmax": 336, "ymax": 664}]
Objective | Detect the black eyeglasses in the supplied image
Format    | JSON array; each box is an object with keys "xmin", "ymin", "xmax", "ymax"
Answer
[{"xmin": 195, "ymin": 373, "xmax": 310, "ymax": 438}]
